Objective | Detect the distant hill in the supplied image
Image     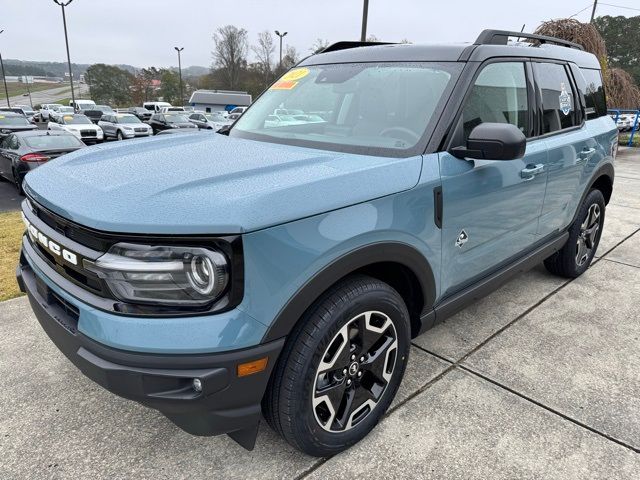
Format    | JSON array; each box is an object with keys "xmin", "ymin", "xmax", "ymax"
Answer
[{"xmin": 3, "ymin": 59, "xmax": 209, "ymax": 78}]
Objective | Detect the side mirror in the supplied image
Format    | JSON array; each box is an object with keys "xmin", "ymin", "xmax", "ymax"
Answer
[{"xmin": 451, "ymin": 123, "xmax": 526, "ymax": 161}]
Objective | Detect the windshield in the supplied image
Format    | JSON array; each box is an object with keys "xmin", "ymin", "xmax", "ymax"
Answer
[
  {"xmin": 62, "ymin": 114, "xmax": 92, "ymax": 125},
  {"xmin": 117, "ymin": 114, "xmax": 142, "ymax": 124},
  {"xmin": 165, "ymin": 114, "xmax": 189, "ymax": 123},
  {"xmin": 59, "ymin": 107, "xmax": 74, "ymax": 113},
  {"xmin": 0, "ymin": 115, "xmax": 30, "ymax": 126},
  {"xmin": 23, "ymin": 134, "xmax": 84, "ymax": 149},
  {"xmin": 231, "ymin": 62, "xmax": 460, "ymax": 156}
]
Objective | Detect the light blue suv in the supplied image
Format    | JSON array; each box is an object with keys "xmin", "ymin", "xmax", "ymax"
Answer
[{"xmin": 17, "ymin": 30, "xmax": 616, "ymax": 456}]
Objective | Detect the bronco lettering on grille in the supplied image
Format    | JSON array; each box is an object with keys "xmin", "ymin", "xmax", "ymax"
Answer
[{"xmin": 22, "ymin": 213, "xmax": 79, "ymax": 266}]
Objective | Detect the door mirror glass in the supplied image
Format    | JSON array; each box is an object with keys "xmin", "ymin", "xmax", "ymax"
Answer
[{"xmin": 451, "ymin": 122, "xmax": 526, "ymax": 160}]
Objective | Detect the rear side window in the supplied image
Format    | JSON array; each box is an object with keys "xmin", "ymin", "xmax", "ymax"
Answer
[
  {"xmin": 534, "ymin": 62, "xmax": 578, "ymax": 133},
  {"xmin": 579, "ymin": 68, "xmax": 607, "ymax": 119},
  {"xmin": 461, "ymin": 62, "xmax": 530, "ymax": 139}
]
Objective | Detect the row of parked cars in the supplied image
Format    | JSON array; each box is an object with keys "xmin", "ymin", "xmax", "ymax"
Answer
[
  {"xmin": 610, "ymin": 112, "xmax": 639, "ymax": 131},
  {"xmin": 0, "ymin": 101, "xmax": 246, "ymax": 194}
]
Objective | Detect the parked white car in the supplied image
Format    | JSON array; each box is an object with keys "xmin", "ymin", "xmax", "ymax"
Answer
[
  {"xmin": 48, "ymin": 113, "xmax": 104, "ymax": 144},
  {"xmin": 142, "ymin": 101, "xmax": 172, "ymax": 113},
  {"xmin": 159, "ymin": 106, "xmax": 187, "ymax": 113},
  {"xmin": 69, "ymin": 99, "xmax": 96, "ymax": 112},
  {"xmin": 98, "ymin": 113, "xmax": 153, "ymax": 140},
  {"xmin": 39, "ymin": 104, "xmax": 64, "ymax": 122},
  {"xmin": 49, "ymin": 106, "xmax": 75, "ymax": 123}
]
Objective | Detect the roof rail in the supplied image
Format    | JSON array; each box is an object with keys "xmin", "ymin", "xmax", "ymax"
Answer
[
  {"xmin": 320, "ymin": 41, "xmax": 396, "ymax": 54},
  {"xmin": 474, "ymin": 29, "xmax": 584, "ymax": 51}
]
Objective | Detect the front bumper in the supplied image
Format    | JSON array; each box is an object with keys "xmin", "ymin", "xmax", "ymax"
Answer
[{"xmin": 17, "ymin": 256, "xmax": 284, "ymax": 449}]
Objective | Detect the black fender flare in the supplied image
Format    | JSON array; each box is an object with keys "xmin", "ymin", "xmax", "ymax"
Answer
[
  {"xmin": 570, "ymin": 162, "xmax": 614, "ymax": 226},
  {"xmin": 261, "ymin": 241, "xmax": 436, "ymax": 342}
]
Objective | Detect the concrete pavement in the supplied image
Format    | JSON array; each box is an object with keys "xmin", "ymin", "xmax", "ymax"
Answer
[
  {"xmin": 0, "ymin": 149, "xmax": 639, "ymax": 479},
  {"xmin": 6, "ymin": 83, "xmax": 90, "ymax": 107}
]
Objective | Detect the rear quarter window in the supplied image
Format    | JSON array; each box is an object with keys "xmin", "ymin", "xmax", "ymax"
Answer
[{"xmin": 577, "ymin": 68, "xmax": 607, "ymax": 119}]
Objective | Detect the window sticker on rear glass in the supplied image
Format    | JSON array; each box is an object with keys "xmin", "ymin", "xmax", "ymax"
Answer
[{"xmin": 559, "ymin": 82, "xmax": 572, "ymax": 115}]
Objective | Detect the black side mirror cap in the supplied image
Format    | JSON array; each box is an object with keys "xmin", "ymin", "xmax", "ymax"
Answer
[{"xmin": 451, "ymin": 122, "xmax": 526, "ymax": 161}]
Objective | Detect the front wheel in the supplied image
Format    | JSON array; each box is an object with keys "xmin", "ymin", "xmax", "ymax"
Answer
[
  {"xmin": 116, "ymin": 131, "xmax": 124, "ymax": 141},
  {"xmin": 263, "ymin": 275, "xmax": 410, "ymax": 457},
  {"xmin": 544, "ymin": 189, "xmax": 605, "ymax": 278}
]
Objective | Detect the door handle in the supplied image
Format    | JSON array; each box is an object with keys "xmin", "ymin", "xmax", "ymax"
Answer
[
  {"xmin": 575, "ymin": 147, "xmax": 596, "ymax": 165},
  {"xmin": 520, "ymin": 164, "xmax": 544, "ymax": 180}
]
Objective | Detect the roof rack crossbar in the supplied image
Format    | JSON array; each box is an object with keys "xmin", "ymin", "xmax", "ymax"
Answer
[
  {"xmin": 474, "ymin": 29, "xmax": 584, "ymax": 51},
  {"xmin": 320, "ymin": 41, "xmax": 396, "ymax": 54}
]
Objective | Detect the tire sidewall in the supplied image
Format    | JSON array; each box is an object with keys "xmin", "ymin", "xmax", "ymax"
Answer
[{"xmin": 289, "ymin": 283, "xmax": 410, "ymax": 455}]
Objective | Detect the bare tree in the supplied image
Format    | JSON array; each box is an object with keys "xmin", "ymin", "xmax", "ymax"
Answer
[
  {"xmin": 252, "ymin": 30, "xmax": 275, "ymax": 86},
  {"xmin": 212, "ymin": 25, "xmax": 249, "ymax": 89},
  {"xmin": 366, "ymin": 34, "xmax": 379, "ymax": 42},
  {"xmin": 310, "ymin": 38, "xmax": 330, "ymax": 54},
  {"xmin": 281, "ymin": 45, "xmax": 299, "ymax": 71}
]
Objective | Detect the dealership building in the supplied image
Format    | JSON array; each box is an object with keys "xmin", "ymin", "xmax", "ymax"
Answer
[{"xmin": 188, "ymin": 90, "xmax": 252, "ymax": 113}]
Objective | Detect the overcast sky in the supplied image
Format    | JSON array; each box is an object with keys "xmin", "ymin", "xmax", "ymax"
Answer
[{"xmin": 1, "ymin": 0, "xmax": 638, "ymax": 68}]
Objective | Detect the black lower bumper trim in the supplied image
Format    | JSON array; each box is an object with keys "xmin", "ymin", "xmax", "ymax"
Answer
[{"xmin": 17, "ymin": 259, "xmax": 284, "ymax": 447}]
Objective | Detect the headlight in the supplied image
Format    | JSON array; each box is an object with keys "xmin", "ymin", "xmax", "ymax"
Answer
[
  {"xmin": 84, "ymin": 243, "xmax": 229, "ymax": 307},
  {"xmin": 123, "ymin": 126, "xmax": 133, "ymax": 130}
]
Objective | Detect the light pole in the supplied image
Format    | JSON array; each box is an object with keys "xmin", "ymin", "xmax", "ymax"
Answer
[
  {"xmin": 0, "ymin": 30, "xmax": 10, "ymax": 107},
  {"xmin": 590, "ymin": 0, "xmax": 598, "ymax": 23},
  {"xmin": 275, "ymin": 30, "xmax": 288, "ymax": 69},
  {"xmin": 361, "ymin": 0, "xmax": 369, "ymax": 42},
  {"xmin": 174, "ymin": 47, "xmax": 184, "ymax": 105},
  {"xmin": 53, "ymin": 0, "xmax": 76, "ymax": 109}
]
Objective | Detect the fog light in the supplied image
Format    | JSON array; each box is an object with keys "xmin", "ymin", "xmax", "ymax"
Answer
[{"xmin": 192, "ymin": 378, "xmax": 202, "ymax": 392}]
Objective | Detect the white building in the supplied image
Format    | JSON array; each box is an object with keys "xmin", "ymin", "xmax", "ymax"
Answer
[{"xmin": 188, "ymin": 90, "xmax": 252, "ymax": 113}]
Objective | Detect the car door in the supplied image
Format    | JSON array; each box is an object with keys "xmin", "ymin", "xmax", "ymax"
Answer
[
  {"xmin": 532, "ymin": 61, "xmax": 597, "ymax": 235},
  {"xmin": 439, "ymin": 60, "xmax": 548, "ymax": 297},
  {"xmin": 0, "ymin": 135, "xmax": 12, "ymax": 178}
]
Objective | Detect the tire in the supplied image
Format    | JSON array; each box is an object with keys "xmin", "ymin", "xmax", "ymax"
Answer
[
  {"xmin": 263, "ymin": 274, "xmax": 411, "ymax": 457},
  {"xmin": 116, "ymin": 130, "xmax": 124, "ymax": 141},
  {"xmin": 544, "ymin": 189, "xmax": 605, "ymax": 278},
  {"xmin": 13, "ymin": 168, "xmax": 24, "ymax": 196}
]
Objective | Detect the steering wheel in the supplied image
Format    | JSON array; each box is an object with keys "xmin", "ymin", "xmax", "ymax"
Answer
[{"xmin": 379, "ymin": 126, "xmax": 421, "ymax": 145}]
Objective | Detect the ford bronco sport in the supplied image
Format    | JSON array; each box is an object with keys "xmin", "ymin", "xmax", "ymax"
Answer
[{"xmin": 17, "ymin": 30, "xmax": 616, "ymax": 457}]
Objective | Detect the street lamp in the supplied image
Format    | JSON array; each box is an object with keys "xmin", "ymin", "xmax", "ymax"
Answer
[
  {"xmin": 275, "ymin": 30, "xmax": 288, "ymax": 69},
  {"xmin": 174, "ymin": 47, "xmax": 184, "ymax": 106},
  {"xmin": 361, "ymin": 0, "xmax": 369, "ymax": 42},
  {"xmin": 0, "ymin": 30, "xmax": 10, "ymax": 107},
  {"xmin": 53, "ymin": 0, "xmax": 76, "ymax": 110}
]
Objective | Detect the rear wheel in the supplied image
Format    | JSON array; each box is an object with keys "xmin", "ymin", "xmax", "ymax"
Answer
[
  {"xmin": 13, "ymin": 168, "xmax": 24, "ymax": 195},
  {"xmin": 263, "ymin": 275, "xmax": 410, "ymax": 457},
  {"xmin": 544, "ymin": 189, "xmax": 605, "ymax": 278}
]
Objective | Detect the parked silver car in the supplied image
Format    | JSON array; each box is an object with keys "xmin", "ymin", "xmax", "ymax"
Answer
[{"xmin": 98, "ymin": 113, "xmax": 153, "ymax": 140}]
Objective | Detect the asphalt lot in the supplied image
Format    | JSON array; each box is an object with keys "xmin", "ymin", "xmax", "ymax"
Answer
[
  {"xmin": 0, "ymin": 148, "xmax": 639, "ymax": 479},
  {"xmin": 0, "ymin": 180, "xmax": 22, "ymax": 212}
]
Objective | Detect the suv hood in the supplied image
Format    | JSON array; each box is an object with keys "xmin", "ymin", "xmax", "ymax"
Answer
[{"xmin": 24, "ymin": 133, "xmax": 422, "ymax": 234}]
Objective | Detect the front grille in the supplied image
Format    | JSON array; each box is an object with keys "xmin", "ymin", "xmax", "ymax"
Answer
[
  {"xmin": 134, "ymin": 127, "xmax": 147, "ymax": 132},
  {"xmin": 80, "ymin": 130, "xmax": 96, "ymax": 138}
]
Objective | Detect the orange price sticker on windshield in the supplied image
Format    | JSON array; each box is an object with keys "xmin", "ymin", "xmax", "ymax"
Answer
[
  {"xmin": 270, "ymin": 80, "xmax": 298, "ymax": 90},
  {"xmin": 63, "ymin": 116, "xmax": 73, "ymax": 121}
]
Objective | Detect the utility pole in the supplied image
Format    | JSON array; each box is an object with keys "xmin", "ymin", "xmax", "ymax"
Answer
[
  {"xmin": 275, "ymin": 30, "xmax": 288, "ymax": 70},
  {"xmin": 25, "ymin": 77, "xmax": 33, "ymax": 108},
  {"xmin": 174, "ymin": 47, "xmax": 184, "ymax": 105},
  {"xmin": 0, "ymin": 30, "xmax": 10, "ymax": 107},
  {"xmin": 590, "ymin": 0, "xmax": 598, "ymax": 23},
  {"xmin": 53, "ymin": 0, "xmax": 76, "ymax": 109},
  {"xmin": 361, "ymin": 0, "xmax": 369, "ymax": 42}
]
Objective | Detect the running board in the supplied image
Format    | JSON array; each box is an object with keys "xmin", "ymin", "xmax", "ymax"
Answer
[{"xmin": 418, "ymin": 232, "xmax": 569, "ymax": 334}]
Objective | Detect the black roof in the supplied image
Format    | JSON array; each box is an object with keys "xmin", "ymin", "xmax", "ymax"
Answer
[{"xmin": 301, "ymin": 29, "xmax": 600, "ymax": 70}]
